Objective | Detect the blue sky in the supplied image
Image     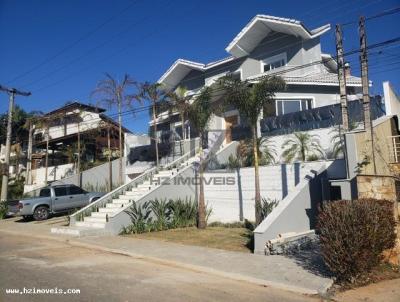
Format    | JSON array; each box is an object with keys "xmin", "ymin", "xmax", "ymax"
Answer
[{"xmin": 0, "ymin": 0, "xmax": 399, "ymax": 134}]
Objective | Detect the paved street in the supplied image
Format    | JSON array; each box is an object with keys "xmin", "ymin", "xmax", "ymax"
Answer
[{"xmin": 0, "ymin": 232, "xmax": 320, "ymax": 302}]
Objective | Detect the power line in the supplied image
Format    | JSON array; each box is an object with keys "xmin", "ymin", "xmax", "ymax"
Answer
[
  {"xmin": 19, "ymin": 0, "xmax": 174, "ymax": 89},
  {"xmin": 2, "ymin": 36, "xmax": 399, "ymax": 144},
  {"xmin": 342, "ymin": 6, "xmax": 400, "ymax": 26},
  {"xmin": 6, "ymin": 0, "xmax": 142, "ymax": 85}
]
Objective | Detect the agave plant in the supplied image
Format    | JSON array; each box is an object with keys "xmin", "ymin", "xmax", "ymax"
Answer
[
  {"xmin": 168, "ymin": 197, "xmax": 197, "ymax": 228},
  {"xmin": 150, "ymin": 198, "xmax": 171, "ymax": 231},
  {"xmin": 123, "ymin": 201, "xmax": 152, "ymax": 234}
]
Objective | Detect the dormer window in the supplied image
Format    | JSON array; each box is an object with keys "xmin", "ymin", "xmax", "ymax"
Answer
[{"xmin": 261, "ymin": 53, "xmax": 287, "ymax": 73}]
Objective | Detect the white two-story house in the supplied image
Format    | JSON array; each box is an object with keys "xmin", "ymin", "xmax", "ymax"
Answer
[{"xmin": 152, "ymin": 15, "xmax": 373, "ymax": 158}]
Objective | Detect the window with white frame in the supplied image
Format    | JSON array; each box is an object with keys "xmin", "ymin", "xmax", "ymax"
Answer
[
  {"xmin": 262, "ymin": 53, "xmax": 287, "ymax": 73},
  {"xmin": 276, "ymin": 99, "xmax": 313, "ymax": 116}
]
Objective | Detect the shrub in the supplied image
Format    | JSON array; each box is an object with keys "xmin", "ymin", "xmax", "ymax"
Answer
[
  {"xmin": 150, "ymin": 198, "xmax": 170, "ymax": 231},
  {"xmin": 121, "ymin": 197, "xmax": 213, "ymax": 234},
  {"xmin": 122, "ymin": 201, "xmax": 153, "ymax": 234},
  {"xmin": 318, "ymin": 199, "xmax": 396, "ymax": 283},
  {"xmin": 168, "ymin": 197, "xmax": 197, "ymax": 228}
]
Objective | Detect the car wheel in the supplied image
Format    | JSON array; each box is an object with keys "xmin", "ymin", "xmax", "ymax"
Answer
[{"xmin": 33, "ymin": 206, "xmax": 50, "ymax": 221}]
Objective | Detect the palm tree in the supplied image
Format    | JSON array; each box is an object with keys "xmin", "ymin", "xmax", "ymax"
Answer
[
  {"xmin": 238, "ymin": 136, "xmax": 277, "ymax": 167},
  {"xmin": 92, "ymin": 73, "xmax": 140, "ymax": 185},
  {"xmin": 281, "ymin": 132, "xmax": 324, "ymax": 162},
  {"xmin": 220, "ymin": 76, "xmax": 285, "ymax": 225},
  {"xmin": 330, "ymin": 122, "xmax": 357, "ymax": 159},
  {"xmin": 167, "ymin": 86, "xmax": 191, "ymax": 140},
  {"xmin": 139, "ymin": 82, "xmax": 167, "ymax": 167},
  {"xmin": 188, "ymin": 87, "xmax": 213, "ymax": 229},
  {"xmin": 167, "ymin": 86, "xmax": 191, "ymax": 156}
]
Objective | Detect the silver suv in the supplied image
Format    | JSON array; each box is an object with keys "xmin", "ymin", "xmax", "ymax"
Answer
[{"xmin": 18, "ymin": 184, "xmax": 105, "ymax": 221}]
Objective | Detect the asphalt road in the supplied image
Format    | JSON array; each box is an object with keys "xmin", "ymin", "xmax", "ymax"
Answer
[{"xmin": 0, "ymin": 232, "xmax": 320, "ymax": 302}]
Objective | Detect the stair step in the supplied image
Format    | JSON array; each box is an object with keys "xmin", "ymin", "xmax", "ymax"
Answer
[
  {"xmin": 107, "ymin": 203, "xmax": 126, "ymax": 209},
  {"xmin": 118, "ymin": 195, "xmax": 136, "ymax": 200},
  {"xmin": 75, "ymin": 221, "xmax": 106, "ymax": 228},
  {"xmin": 99, "ymin": 207, "xmax": 119, "ymax": 213},
  {"xmin": 90, "ymin": 212, "xmax": 108, "ymax": 218},
  {"xmin": 84, "ymin": 217, "xmax": 107, "ymax": 223}
]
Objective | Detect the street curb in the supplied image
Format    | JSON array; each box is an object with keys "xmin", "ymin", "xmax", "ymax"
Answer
[{"xmin": 0, "ymin": 228, "xmax": 330, "ymax": 296}]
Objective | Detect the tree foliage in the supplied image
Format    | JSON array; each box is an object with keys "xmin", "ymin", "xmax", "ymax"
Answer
[{"xmin": 281, "ymin": 132, "xmax": 324, "ymax": 162}]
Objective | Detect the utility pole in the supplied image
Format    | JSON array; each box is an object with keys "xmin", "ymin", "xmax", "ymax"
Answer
[
  {"xmin": 335, "ymin": 24, "xmax": 349, "ymax": 132},
  {"xmin": 26, "ymin": 120, "xmax": 34, "ymax": 185},
  {"xmin": 0, "ymin": 85, "xmax": 31, "ymax": 202},
  {"xmin": 359, "ymin": 16, "xmax": 377, "ymax": 174},
  {"xmin": 107, "ymin": 123, "xmax": 112, "ymax": 192}
]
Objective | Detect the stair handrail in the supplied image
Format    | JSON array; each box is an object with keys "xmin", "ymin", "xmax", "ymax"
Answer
[
  {"xmin": 70, "ymin": 166, "xmax": 158, "ymax": 222},
  {"xmin": 70, "ymin": 147, "xmax": 199, "ymax": 223}
]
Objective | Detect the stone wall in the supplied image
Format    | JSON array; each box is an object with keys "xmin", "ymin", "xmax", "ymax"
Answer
[{"xmin": 356, "ymin": 175, "xmax": 397, "ymax": 200}]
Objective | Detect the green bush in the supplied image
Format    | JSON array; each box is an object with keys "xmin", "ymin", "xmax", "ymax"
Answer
[
  {"xmin": 318, "ymin": 199, "xmax": 396, "ymax": 283},
  {"xmin": 121, "ymin": 197, "xmax": 212, "ymax": 234}
]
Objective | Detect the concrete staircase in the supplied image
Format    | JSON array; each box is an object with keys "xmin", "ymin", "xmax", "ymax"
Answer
[
  {"xmin": 51, "ymin": 150, "xmax": 200, "ymax": 236},
  {"xmin": 75, "ymin": 162, "xmax": 196, "ymax": 229}
]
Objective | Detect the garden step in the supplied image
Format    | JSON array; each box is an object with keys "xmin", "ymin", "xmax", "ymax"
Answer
[
  {"xmin": 99, "ymin": 208, "xmax": 120, "ymax": 214},
  {"xmin": 84, "ymin": 217, "xmax": 107, "ymax": 223},
  {"xmin": 75, "ymin": 221, "xmax": 106, "ymax": 228},
  {"xmin": 118, "ymin": 195, "xmax": 137, "ymax": 200},
  {"xmin": 107, "ymin": 203, "xmax": 126, "ymax": 209},
  {"xmin": 90, "ymin": 212, "xmax": 108, "ymax": 218},
  {"xmin": 112, "ymin": 199, "xmax": 131, "ymax": 204}
]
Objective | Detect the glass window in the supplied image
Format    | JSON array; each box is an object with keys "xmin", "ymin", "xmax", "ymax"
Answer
[
  {"xmin": 39, "ymin": 188, "xmax": 51, "ymax": 197},
  {"xmin": 283, "ymin": 101, "xmax": 301, "ymax": 114},
  {"xmin": 276, "ymin": 99, "xmax": 313, "ymax": 116},
  {"xmin": 54, "ymin": 187, "xmax": 68, "ymax": 197},
  {"xmin": 69, "ymin": 185, "xmax": 85, "ymax": 195},
  {"xmin": 263, "ymin": 58, "xmax": 286, "ymax": 73}
]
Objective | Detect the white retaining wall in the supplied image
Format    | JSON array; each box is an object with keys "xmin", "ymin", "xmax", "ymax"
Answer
[{"xmin": 204, "ymin": 161, "xmax": 328, "ymax": 222}]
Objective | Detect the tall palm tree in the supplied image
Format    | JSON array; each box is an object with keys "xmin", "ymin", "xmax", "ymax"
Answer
[
  {"xmin": 188, "ymin": 87, "xmax": 213, "ymax": 229},
  {"xmin": 220, "ymin": 76, "xmax": 285, "ymax": 225},
  {"xmin": 139, "ymin": 82, "xmax": 167, "ymax": 167},
  {"xmin": 281, "ymin": 132, "xmax": 324, "ymax": 162},
  {"xmin": 167, "ymin": 86, "xmax": 191, "ymax": 156},
  {"xmin": 92, "ymin": 73, "xmax": 140, "ymax": 185},
  {"xmin": 167, "ymin": 86, "xmax": 190, "ymax": 140}
]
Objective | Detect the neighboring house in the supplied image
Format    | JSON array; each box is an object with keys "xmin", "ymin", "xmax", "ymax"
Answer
[
  {"xmin": 0, "ymin": 143, "xmax": 25, "ymax": 178},
  {"xmin": 27, "ymin": 102, "xmax": 131, "ymax": 189},
  {"xmin": 154, "ymin": 14, "xmax": 367, "ymax": 158}
]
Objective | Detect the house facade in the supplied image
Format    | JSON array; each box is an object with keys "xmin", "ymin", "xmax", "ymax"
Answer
[
  {"xmin": 26, "ymin": 102, "xmax": 130, "ymax": 191},
  {"xmin": 154, "ymin": 15, "xmax": 364, "ymax": 157}
]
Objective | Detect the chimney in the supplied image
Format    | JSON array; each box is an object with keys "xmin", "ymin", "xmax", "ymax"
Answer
[{"xmin": 344, "ymin": 62, "xmax": 351, "ymax": 77}]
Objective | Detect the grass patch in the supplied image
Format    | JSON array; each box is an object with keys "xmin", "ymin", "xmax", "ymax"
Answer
[{"xmin": 126, "ymin": 226, "xmax": 253, "ymax": 253}]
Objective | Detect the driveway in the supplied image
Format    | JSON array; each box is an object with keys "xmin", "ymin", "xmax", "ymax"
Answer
[{"xmin": 0, "ymin": 233, "xmax": 319, "ymax": 302}]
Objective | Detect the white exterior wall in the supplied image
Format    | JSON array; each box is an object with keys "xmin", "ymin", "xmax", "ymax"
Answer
[
  {"xmin": 204, "ymin": 161, "xmax": 327, "ymax": 222},
  {"xmin": 384, "ymin": 81, "xmax": 400, "ymax": 121},
  {"xmin": 29, "ymin": 163, "xmax": 75, "ymax": 188},
  {"xmin": 264, "ymin": 127, "xmax": 338, "ymax": 162},
  {"xmin": 35, "ymin": 110, "xmax": 102, "ymax": 140}
]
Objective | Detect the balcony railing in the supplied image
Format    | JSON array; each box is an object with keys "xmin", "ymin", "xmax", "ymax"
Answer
[
  {"xmin": 388, "ymin": 135, "xmax": 400, "ymax": 163},
  {"xmin": 260, "ymin": 97, "xmax": 385, "ymax": 137}
]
